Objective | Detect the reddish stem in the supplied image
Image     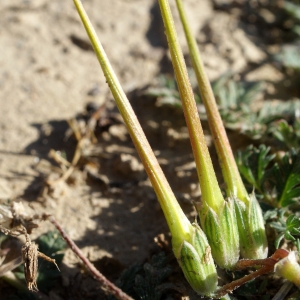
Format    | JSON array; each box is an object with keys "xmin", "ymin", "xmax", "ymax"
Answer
[
  {"xmin": 217, "ymin": 265, "xmax": 273, "ymax": 297},
  {"xmin": 216, "ymin": 249, "xmax": 290, "ymax": 298},
  {"xmin": 46, "ymin": 215, "xmax": 133, "ymax": 300}
]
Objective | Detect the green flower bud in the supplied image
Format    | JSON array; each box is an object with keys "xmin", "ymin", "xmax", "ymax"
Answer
[
  {"xmin": 198, "ymin": 197, "xmax": 240, "ymax": 269},
  {"xmin": 234, "ymin": 192, "xmax": 268, "ymax": 259},
  {"xmin": 177, "ymin": 223, "xmax": 218, "ymax": 296},
  {"xmin": 274, "ymin": 251, "xmax": 300, "ymax": 288}
]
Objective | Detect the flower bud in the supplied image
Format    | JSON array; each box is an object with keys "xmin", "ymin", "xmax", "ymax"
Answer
[
  {"xmin": 274, "ymin": 251, "xmax": 300, "ymax": 288},
  {"xmin": 234, "ymin": 192, "xmax": 268, "ymax": 259},
  {"xmin": 177, "ymin": 223, "xmax": 218, "ymax": 296},
  {"xmin": 198, "ymin": 197, "xmax": 240, "ymax": 269}
]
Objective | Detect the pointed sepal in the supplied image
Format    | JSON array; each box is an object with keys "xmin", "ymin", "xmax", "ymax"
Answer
[{"xmin": 177, "ymin": 223, "xmax": 218, "ymax": 296}]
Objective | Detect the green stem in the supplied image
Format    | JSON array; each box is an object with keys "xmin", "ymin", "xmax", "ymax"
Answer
[
  {"xmin": 72, "ymin": 0, "xmax": 192, "ymax": 254},
  {"xmin": 158, "ymin": 0, "xmax": 223, "ymax": 212},
  {"xmin": 175, "ymin": 0, "xmax": 248, "ymax": 203}
]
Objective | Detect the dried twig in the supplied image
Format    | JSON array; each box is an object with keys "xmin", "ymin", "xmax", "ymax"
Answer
[
  {"xmin": 46, "ymin": 215, "xmax": 133, "ymax": 300},
  {"xmin": 21, "ymin": 227, "xmax": 59, "ymax": 292},
  {"xmin": 0, "ymin": 224, "xmax": 59, "ymax": 292}
]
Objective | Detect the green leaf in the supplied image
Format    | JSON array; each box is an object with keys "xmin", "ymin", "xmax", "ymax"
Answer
[
  {"xmin": 274, "ymin": 232, "xmax": 285, "ymax": 249},
  {"xmin": 144, "ymin": 70, "xmax": 200, "ymax": 108},
  {"xmin": 211, "ymin": 72, "xmax": 263, "ymax": 110},
  {"xmin": 284, "ymin": 1, "xmax": 300, "ymax": 21},
  {"xmin": 144, "ymin": 71, "xmax": 300, "ymax": 147},
  {"xmin": 269, "ymin": 221, "xmax": 286, "ymax": 232},
  {"xmin": 36, "ymin": 231, "xmax": 66, "ymax": 258},
  {"xmin": 108, "ymin": 252, "xmax": 176, "ymax": 300},
  {"xmin": 286, "ymin": 214, "xmax": 300, "ymax": 236},
  {"xmin": 257, "ymin": 100, "xmax": 300, "ymax": 126},
  {"xmin": 35, "ymin": 231, "xmax": 66, "ymax": 292},
  {"xmin": 268, "ymin": 211, "xmax": 300, "ymax": 248},
  {"xmin": 296, "ymin": 239, "xmax": 300, "ymax": 260},
  {"xmin": 263, "ymin": 209, "xmax": 278, "ymax": 221},
  {"xmin": 294, "ymin": 25, "xmax": 300, "ymax": 37},
  {"xmin": 236, "ymin": 145, "xmax": 274, "ymax": 194},
  {"xmin": 237, "ymin": 146, "xmax": 300, "ymax": 207},
  {"xmin": 134, "ymin": 253, "xmax": 173, "ymax": 300},
  {"xmin": 107, "ymin": 264, "xmax": 142, "ymax": 300},
  {"xmin": 275, "ymin": 44, "xmax": 300, "ymax": 72},
  {"xmin": 268, "ymin": 149, "xmax": 300, "ymax": 207},
  {"xmin": 240, "ymin": 100, "xmax": 300, "ymax": 141},
  {"xmin": 272, "ymin": 119, "xmax": 300, "ymax": 149}
]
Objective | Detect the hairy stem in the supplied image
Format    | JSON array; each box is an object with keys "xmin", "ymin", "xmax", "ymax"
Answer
[
  {"xmin": 175, "ymin": 0, "xmax": 248, "ymax": 202},
  {"xmin": 72, "ymin": 0, "xmax": 193, "ymax": 254},
  {"xmin": 158, "ymin": 0, "xmax": 224, "ymax": 212}
]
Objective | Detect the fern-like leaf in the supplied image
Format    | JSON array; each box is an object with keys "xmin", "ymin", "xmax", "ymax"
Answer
[
  {"xmin": 284, "ymin": 1, "xmax": 300, "ymax": 21},
  {"xmin": 134, "ymin": 253, "xmax": 173, "ymax": 300},
  {"xmin": 236, "ymin": 145, "xmax": 274, "ymax": 195},
  {"xmin": 107, "ymin": 252, "xmax": 175, "ymax": 300},
  {"xmin": 271, "ymin": 119, "xmax": 300, "ymax": 149},
  {"xmin": 212, "ymin": 72, "xmax": 263, "ymax": 110},
  {"xmin": 275, "ymin": 44, "xmax": 300, "ymax": 72},
  {"xmin": 237, "ymin": 146, "xmax": 300, "ymax": 207},
  {"xmin": 269, "ymin": 212, "xmax": 300, "ymax": 248},
  {"xmin": 267, "ymin": 149, "xmax": 300, "ymax": 207},
  {"xmin": 106, "ymin": 264, "xmax": 142, "ymax": 300}
]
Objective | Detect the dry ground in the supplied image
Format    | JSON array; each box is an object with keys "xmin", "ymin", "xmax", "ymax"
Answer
[{"xmin": 0, "ymin": 0, "xmax": 287, "ymax": 299}]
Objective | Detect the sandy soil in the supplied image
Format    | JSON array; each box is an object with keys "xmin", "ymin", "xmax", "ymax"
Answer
[{"xmin": 0, "ymin": 0, "xmax": 286, "ymax": 299}]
